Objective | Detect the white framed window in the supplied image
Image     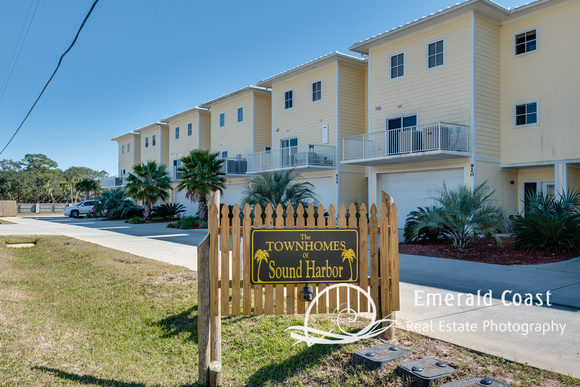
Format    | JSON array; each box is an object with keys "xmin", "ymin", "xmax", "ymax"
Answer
[
  {"xmin": 219, "ymin": 150, "xmax": 228, "ymax": 158},
  {"xmin": 145, "ymin": 137, "xmax": 149, "ymax": 148},
  {"xmin": 264, "ymin": 145, "xmax": 271, "ymax": 152},
  {"xmin": 426, "ymin": 37, "xmax": 445, "ymax": 70},
  {"xmin": 187, "ymin": 122, "xmax": 192, "ymax": 136},
  {"xmin": 311, "ymin": 80, "xmax": 322, "ymax": 102},
  {"xmin": 121, "ymin": 169, "xmax": 126, "ymax": 176},
  {"xmin": 389, "ymin": 50, "xmax": 405, "ymax": 80},
  {"xmin": 514, "ymin": 27, "xmax": 538, "ymax": 56},
  {"xmin": 121, "ymin": 144, "xmax": 125, "ymax": 154},
  {"xmin": 127, "ymin": 142, "xmax": 130, "ymax": 153},
  {"xmin": 237, "ymin": 106, "xmax": 244, "ymax": 123},
  {"xmin": 513, "ymin": 100, "xmax": 539, "ymax": 127},
  {"xmin": 173, "ymin": 159, "xmax": 183, "ymax": 179},
  {"xmin": 152, "ymin": 134, "xmax": 156, "ymax": 146},
  {"xmin": 219, "ymin": 112, "xmax": 225, "ymax": 127},
  {"xmin": 175, "ymin": 126, "xmax": 180, "ymax": 140},
  {"xmin": 284, "ymin": 89, "xmax": 293, "ymax": 110}
]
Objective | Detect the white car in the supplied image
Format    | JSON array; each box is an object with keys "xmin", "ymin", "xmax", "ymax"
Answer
[{"xmin": 63, "ymin": 200, "xmax": 96, "ymax": 217}]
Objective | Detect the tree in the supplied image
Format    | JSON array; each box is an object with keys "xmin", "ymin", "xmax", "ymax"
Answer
[
  {"xmin": 125, "ymin": 161, "xmax": 171, "ymax": 220},
  {"xmin": 241, "ymin": 169, "xmax": 318, "ymax": 210},
  {"xmin": 177, "ymin": 150, "xmax": 226, "ymax": 221},
  {"xmin": 94, "ymin": 188, "xmax": 142, "ymax": 219},
  {"xmin": 75, "ymin": 178, "xmax": 100, "ymax": 201}
]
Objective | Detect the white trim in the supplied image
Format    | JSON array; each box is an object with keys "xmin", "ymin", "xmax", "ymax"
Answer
[
  {"xmin": 198, "ymin": 114, "xmax": 202, "ymax": 149},
  {"xmin": 311, "ymin": 79, "xmax": 323, "ymax": 104},
  {"xmin": 425, "ymin": 35, "xmax": 446, "ymax": 72},
  {"xmin": 470, "ymin": 13, "xmax": 476, "ymax": 190},
  {"xmin": 336, "ymin": 64, "xmax": 341, "ymax": 206},
  {"xmin": 283, "ymin": 88, "xmax": 294, "ymax": 110},
  {"xmin": 512, "ymin": 26, "xmax": 539, "ymax": 58},
  {"xmin": 236, "ymin": 105, "xmax": 244, "ymax": 124},
  {"xmin": 384, "ymin": 111, "xmax": 419, "ymax": 128},
  {"xmin": 174, "ymin": 126, "xmax": 180, "ymax": 140},
  {"xmin": 252, "ymin": 94, "xmax": 256, "ymax": 153},
  {"xmin": 218, "ymin": 111, "xmax": 226, "ymax": 128},
  {"xmin": 476, "ymin": 157, "xmax": 500, "ymax": 163},
  {"xmin": 388, "ymin": 49, "xmax": 406, "ymax": 81},
  {"xmin": 513, "ymin": 99, "xmax": 539, "ymax": 128}
]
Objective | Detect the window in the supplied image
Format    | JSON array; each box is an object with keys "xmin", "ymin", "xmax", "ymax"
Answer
[
  {"xmin": 389, "ymin": 51, "xmax": 405, "ymax": 80},
  {"xmin": 121, "ymin": 144, "xmax": 125, "ymax": 154},
  {"xmin": 219, "ymin": 112, "xmax": 225, "ymax": 127},
  {"xmin": 127, "ymin": 142, "xmax": 130, "ymax": 153},
  {"xmin": 175, "ymin": 127, "xmax": 180, "ymax": 140},
  {"xmin": 312, "ymin": 81, "xmax": 322, "ymax": 102},
  {"xmin": 173, "ymin": 160, "xmax": 183, "ymax": 179},
  {"xmin": 284, "ymin": 90, "xmax": 293, "ymax": 110},
  {"xmin": 121, "ymin": 169, "xmax": 126, "ymax": 176},
  {"xmin": 145, "ymin": 137, "xmax": 149, "ymax": 148},
  {"xmin": 514, "ymin": 100, "xmax": 538, "ymax": 127},
  {"xmin": 281, "ymin": 137, "xmax": 298, "ymax": 166},
  {"xmin": 237, "ymin": 106, "xmax": 244, "ymax": 122},
  {"xmin": 386, "ymin": 114, "xmax": 418, "ymax": 154},
  {"xmin": 264, "ymin": 145, "xmax": 271, "ymax": 152},
  {"xmin": 514, "ymin": 28, "xmax": 537, "ymax": 56},
  {"xmin": 152, "ymin": 134, "xmax": 156, "ymax": 146},
  {"xmin": 187, "ymin": 122, "xmax": 192, "ymax": 136},
  {"xmin": 219, "ymin": 150, "xmax": 228, "ymax": 158},
  {"xmin": 426, "ymin": 37, "xmax": 445, "ymax": 70}
]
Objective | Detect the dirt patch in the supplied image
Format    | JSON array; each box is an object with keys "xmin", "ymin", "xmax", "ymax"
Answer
[
  {"xmin": 5, "ymin": 243, "xmax": 36, "ymax": 248},
  {"xmin": 399, "ymin": 237, "xmax": 580, "ymax": 265}
]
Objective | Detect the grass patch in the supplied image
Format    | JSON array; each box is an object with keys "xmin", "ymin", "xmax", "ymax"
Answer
[
  {"xmin": 0, "ymin": 218, "xmax": 15, "ymax": 224},
  {"xmin": 0, "ymin": 235, "xmax": 577, "ymax": 386}
]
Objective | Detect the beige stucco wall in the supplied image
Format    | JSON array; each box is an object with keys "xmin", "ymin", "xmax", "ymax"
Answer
[
  {"xmin": 271, "ymin": 63, "xmax": 338, "ymax": 150},
  {"xmin": 368, "ymin": 15, "xmax": 472, "ymax": 134},
  {"xmin": 500, "ymin": 1, "xmax": 580, "ymax": 165}
]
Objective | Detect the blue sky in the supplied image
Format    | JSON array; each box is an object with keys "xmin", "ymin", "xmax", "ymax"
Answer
[{"xmin": 0, "ymin": 0, "xmax": 526, "ymax": 175}]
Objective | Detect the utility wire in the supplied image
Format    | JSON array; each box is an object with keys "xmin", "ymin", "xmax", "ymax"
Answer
[
  {"xmin": 0, "ymin": 0, "xmax": 42, "ymax": 105},
  {"xmin": 0, "ymin": 0, "xmax": 100, "ymax": 156}
]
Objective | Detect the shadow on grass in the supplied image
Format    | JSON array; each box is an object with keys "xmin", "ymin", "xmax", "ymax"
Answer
[
  {"xmin": 246, "ymin": 342, "xmax": 343, "ymax": 386},
  {"xmin": 153, "ymin": 305, "xmax": 198, "ymax": 343}
]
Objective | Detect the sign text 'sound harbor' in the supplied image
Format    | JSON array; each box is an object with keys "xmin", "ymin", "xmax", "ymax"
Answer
[{"xmin": 251, "ymin": 229, "xmax": 359, "ymax": 284}]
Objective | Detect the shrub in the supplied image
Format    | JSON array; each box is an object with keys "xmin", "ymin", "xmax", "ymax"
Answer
[
  {"xmin": 403, "ymin": 206, "xmax": 444, "ymax": 243},
  {"xmin": 151, "ymin": 216, "xmax": 165, "ymax": 222},
  {"xmin": 152, "ymin": 203, "xmax": 186, "ymax": 220},
  {"xmin": 513, "ymin": 189, "xmax": 580, "ymax": 254},
  {"xmin": 166, "ymin": 216, "xmax": 208, "ymax": 229},
  {"xmin": 94, "ymin": 188, "xmax": 143, "ymax": 220},
  {"xmin": 126, "ymin": 216, "xmax": 142, "ymax": 224}
]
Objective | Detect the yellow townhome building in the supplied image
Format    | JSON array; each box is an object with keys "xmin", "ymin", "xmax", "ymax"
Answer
[
  {"xmin": 254, "ymin": 52, "xmax": 368, "ymax": 208},
  {"xmin": 199, "ymin": 85, "xmax": 272, "ymax": 205},
  {"xmin": 343, "ymin": 0, "xmax": 580, "ymax": 221}
]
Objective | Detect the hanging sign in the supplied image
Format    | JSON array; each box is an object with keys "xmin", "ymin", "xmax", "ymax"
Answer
[{"xmin": 251, "ymin": 229, "xmax": 358, "ymax": 284}]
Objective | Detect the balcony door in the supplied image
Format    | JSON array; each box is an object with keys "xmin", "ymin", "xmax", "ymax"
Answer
[
  {"xmin": 281, "ymin": 137, "xmax": 298, "ymax": 167},
  {"xmin": 386, "ymin": 114, "xmax": 417, "ymax": 154}
]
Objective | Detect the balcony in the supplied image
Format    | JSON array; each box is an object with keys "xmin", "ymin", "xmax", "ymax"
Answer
[
  {"xmin": 342, "ymin": 122, "xmax": 471, "ymax": 166},
  {"xmin": 101, "ymin": 176, "xmax": 126, "ymax": 189},
  {"xmin": 166, "ymin": 166, "xmax": 183, "ymax": 181},
  {"xmin": 247, "ymin": 144, "xmax": 336, "ymax": 173},
  {"xmin": 219, "ymin": 157, "xmax": 248, "ymax": 176}
]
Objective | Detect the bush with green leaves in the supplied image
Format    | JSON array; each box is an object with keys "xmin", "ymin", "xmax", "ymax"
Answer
[
  {"xmin": 152, "ymin": 203, "xmax": 186, "ymax": 220},
  {"xmin": 513, "ymin": 189, "xmax": 580, "ymax": 254},
  {"xmin": 167, "ymin": 216, "xmax": 208, "ymax": 229},
  {"xmin": 126, "ymin": 216, "xmax": 142, "ymax": 224},
  {"xmin": 403, "ymin": 182, "xmax": 506, "ymax": 249},
  {"xmin": 95, "ymin": 188, "xmax": 143, "ymax": 219}
]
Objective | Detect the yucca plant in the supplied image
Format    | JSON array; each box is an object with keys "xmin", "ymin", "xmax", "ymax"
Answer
[
  {"xmin": 152, "ymin": 203, "xmax": 186, "ymax": 220},
  {"xmin": 403, "ymin": 206, "xmax": 444, "ymax": 243}
]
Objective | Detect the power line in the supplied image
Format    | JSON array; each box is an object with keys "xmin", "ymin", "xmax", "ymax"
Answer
[
  {"xmin": 0, "ymin": 0, "xmax": 100, "ymax": 156},
  {"xmin": 0, "ymin": 0, "xmax": 42, "ymax": 105}
]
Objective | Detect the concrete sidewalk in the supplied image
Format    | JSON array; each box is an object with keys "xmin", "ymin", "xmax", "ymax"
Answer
[{"xmin": 1, "ymin": 216, "xmax": 579, "ymax": 378}]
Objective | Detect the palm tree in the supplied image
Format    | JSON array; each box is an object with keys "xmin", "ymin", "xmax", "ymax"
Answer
[
  {"xmin": 125, "ymin": 161, "xmax": 171, "ymax": 220},
  {"xmin": 241, "ymin": 169, "xmax": 318, "ymax": 210},
  {"xmin": 177, "ymin": 150, "xmax": 226, "ymax": 221},
  {"xmin": 341, "ymin": 248, "xmax": 356, "ymax": 281},
  {"xmin": 253, "ymin": 249, "xmax": 269, "ymax": 283},
  {"xmin": 75, "ymin": 178, "xmax": 99, "ymax": 201}
]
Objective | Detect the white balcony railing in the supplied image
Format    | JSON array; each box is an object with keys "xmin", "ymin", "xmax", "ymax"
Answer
[
  {"xmin": 247, "ymin": 144, "xmax": 335, "ymax": 173},
  {"xmin": 219, "ymin": 157, "xmax": 248, "ymax": 175},
  {"xmin": 342, "ymin": 122, "xmax": 469, "ymax": 162},
  {"xmin": 101, "ymin": 176, "xmax": 126, "ymax": 188}
]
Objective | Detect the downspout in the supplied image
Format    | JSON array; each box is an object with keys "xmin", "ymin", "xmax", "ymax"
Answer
[
  {"xmin": 367, "ymin": 53, "xmax": 373, "ymax": 206},
  {"xmin": 470, "ymin": 12, "xmax": 477, "ymax": 190},
  {"xmin": 336, "ymin": 63, "xmax": 341, "ymax": 207}
]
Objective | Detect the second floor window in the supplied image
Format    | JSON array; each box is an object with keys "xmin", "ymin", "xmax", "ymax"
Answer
[
  {"xmin": 284, "ymin": 90, "xmax": 293, "ymax": 110},
  {"xmin": 219, "ymin": 112, "xmax": 225, "ymax": 127},
  {"xmin": 152, "ymin": 134, "xmax": 156, "ymax": 146},
  {"xmin": 514, "ymin": 28, "xmax": 537, "ymax": 56},
  {"xmin": 390, "ymin": 51, "xmax": 405, "ymax": 80},
  {"xmin": 145, "ymin": 137, "xmax": 149, "ymax": 148},
  {"xmin": 427, "ymin": 38, "xmax": 445, "ymax": 69},
  {"xmin": 514, "ymin": 100, "xmax": 538, "ymax": 127},
  {"xmin": 187, "ymin": 122, "xmax": 192, "ymax": 136},
  {"xmin": 175, "ymin": 127, "xmax": 180, "ymax": 139},
  {"xmin": 127, "ymin": 142, "xmax": 130, "ymax": 153},
  {"xmin": 312, "ymin": 81, "xmax": 322, "ymax": 102},
  {"xmin": 237, "ymin": 107, "xmax": 244, "ymax": 122},
  {"xmin": 121, "ymin": 144, "xmax": 125, "ymax": 154}
]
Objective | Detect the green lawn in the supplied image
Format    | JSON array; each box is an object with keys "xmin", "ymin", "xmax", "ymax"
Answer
[{"xmin": 0, "ymin": 236, "xmax": 577, "ymax": 386}]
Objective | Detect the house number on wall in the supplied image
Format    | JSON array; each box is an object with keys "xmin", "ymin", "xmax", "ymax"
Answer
[{"xmin": 470, "ymin": 163, "xmax": 475, "ymax": 177}]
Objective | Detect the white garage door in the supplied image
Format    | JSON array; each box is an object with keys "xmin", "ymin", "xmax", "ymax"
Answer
[
  {"xmin": 379, "ymin": 168, "xmax": 465, "ymax": 224},
  {"xmin": 222, "ymin": 181, "xmax": 247, "ymax": 206},
  {"xmin": 308, "ymin": 175, "xmax": 335, "ymax": 207},
  {"xmin": 174, "ymin": 189, "xmax": 199, "ymax": 217}
]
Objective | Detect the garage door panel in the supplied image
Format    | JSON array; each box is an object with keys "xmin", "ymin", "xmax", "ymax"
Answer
[
  {"xmin": 307, "ymin": 176, "xmax": 334, "ymax": 207},
  {"xmin": 380, "ymin": 168, "xmax": 464, "ymax": 223}
]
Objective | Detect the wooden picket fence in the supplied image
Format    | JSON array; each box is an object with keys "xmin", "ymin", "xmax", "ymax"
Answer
[{"xmin": 197, "ymin": 192, "xmax": 400, "ymax": 386}]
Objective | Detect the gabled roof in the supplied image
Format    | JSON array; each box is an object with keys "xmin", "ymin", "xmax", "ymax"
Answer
[
  {"xmin": 111, "ymin": 131, "xmax": 139, "ymax": 142},
  {"xmin": 256, "ymin": 51, "xmax": 367, "ymax": 88},
  {"xmin": 162, "ymin": 106, "xmax": 209, "ymax": 122},
  {"xmin": 349, "ymin": 0, "xmax": 570, "ymax": 54},
  {"xmin": 199, "ymin": 85, "xmax": 270, "ymax": 109}
]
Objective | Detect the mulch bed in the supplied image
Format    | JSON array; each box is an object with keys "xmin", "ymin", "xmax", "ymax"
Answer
[{"xmin": 399, "ymin": 237, "xmax": 580, "ymax": 265}]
